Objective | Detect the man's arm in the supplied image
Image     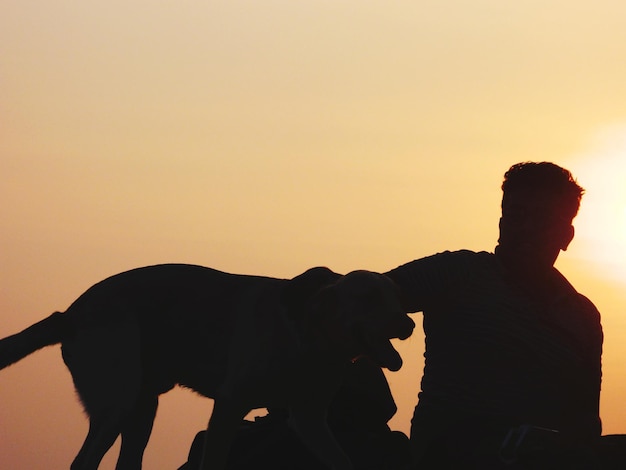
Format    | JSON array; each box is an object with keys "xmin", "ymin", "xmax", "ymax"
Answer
[{"xmin": 384, "ymin": 250, "xmax": 477, "ymax": 313}]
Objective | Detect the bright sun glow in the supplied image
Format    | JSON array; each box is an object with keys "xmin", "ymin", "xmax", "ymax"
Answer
[{"xmin": 567, "ymin": 125, "xmax": 626, "ymax": 285}]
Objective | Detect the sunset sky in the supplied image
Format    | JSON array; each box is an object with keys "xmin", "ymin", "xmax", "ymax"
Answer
[{"xmin": 2, "ymin": 1, "xmax": 626, "ymax": 468}]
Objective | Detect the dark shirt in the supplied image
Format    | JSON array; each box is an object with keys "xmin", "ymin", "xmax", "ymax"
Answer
[{"xmin": 385, "ymin": 250, "xmax": 603, "ymax": 440}]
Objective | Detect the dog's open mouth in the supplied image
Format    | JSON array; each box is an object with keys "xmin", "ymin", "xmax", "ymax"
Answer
[
  {"xmin": 370, "ymin": 338, "xmax": 404, "ymax": 371},
  {"xmin": 353, "ymin": 328, "xmax": 404, "ymax": 371},
  {"xmin": 352, "ymin": 315, "xmax": 414, "ymax": 371}
]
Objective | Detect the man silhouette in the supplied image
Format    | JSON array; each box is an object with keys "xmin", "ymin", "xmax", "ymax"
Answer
[{"xmin": 385, "ymin": 162, "xmax": 603, "ymax": 467}]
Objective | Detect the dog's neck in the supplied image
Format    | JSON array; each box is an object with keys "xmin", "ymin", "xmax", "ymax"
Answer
[{"xmin": 287, "ymin": 304, "xmax": 356, "ymax": 366}]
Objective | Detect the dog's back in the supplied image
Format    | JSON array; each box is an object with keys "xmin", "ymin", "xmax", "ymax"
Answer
[{"xmin": 59, "ymin": 264, "xmax": 288, "ymax": 396}]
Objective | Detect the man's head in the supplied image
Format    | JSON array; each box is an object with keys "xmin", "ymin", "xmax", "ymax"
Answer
[{"xmin": 496, "ymin": 162, "xmax": 585, "ymax": 271}]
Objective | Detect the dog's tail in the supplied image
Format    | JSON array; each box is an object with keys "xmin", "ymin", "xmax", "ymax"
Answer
[{"xmin": 0, "ymin": 311, "xmax": 69, "ymax": 370}]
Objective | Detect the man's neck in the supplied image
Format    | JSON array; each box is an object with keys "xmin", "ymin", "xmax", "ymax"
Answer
[{"xmin": 495, "ymin": 248, "xmax": 561, "ymax": 303}]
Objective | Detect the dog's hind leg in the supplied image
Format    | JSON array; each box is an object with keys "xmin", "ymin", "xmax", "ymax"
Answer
[
  {"xmin": 115, "ymin": 393, "xmax": 158, "ymax": 470},
  {"xmin": 62, "ymin": 311, "xmax": 144, "ymax": 470},
  {"xmin": 70, "ymin": 410, "xmax": 126, "ymax": 470}
]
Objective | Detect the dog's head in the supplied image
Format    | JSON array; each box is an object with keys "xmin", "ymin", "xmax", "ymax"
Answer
[{"xmin": 284, "ymin": 268, "xmax": 414, "ymax": 371}]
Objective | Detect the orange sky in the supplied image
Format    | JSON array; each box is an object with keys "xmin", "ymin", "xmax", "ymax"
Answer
[{"xmin": 2, "ymin": 1, "xmax": 626, "ymax": 468}]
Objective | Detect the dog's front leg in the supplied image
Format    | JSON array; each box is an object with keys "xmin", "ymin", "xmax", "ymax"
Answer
[
  {"xmin": 289, "ymin": 405, "xmax": 353, "ymax": 470},
  {"xmin": 198, "ymin": 399, "xmax": 246, "ymax": 470}
]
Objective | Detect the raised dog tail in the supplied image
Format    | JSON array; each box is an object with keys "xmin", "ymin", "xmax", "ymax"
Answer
[{"xmin": 0, "ymin": 311, "xmax": 69, "ymax": 370}]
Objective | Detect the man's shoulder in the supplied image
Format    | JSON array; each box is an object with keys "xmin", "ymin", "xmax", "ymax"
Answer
[
  {"xmin": 575, "ymin": 292, "xmax": 602, "ymax": 320},
  {"xmin": 552, "ymin": 268, "xmax": 601, "ymax": 317}
]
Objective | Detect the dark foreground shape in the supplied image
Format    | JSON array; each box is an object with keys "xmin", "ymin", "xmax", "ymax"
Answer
[
  {"xmin": 180, "ymin": 359, "xmax": 413, "ymax": 470},
  {"xmin": 415, "ymin": 429, "xmax": 626, "ymax": 469}
]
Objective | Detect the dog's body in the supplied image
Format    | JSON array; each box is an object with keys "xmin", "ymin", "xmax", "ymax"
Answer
[{"xmin": 0, "ymin": 264, "xmax": 414, "ymax": 470}]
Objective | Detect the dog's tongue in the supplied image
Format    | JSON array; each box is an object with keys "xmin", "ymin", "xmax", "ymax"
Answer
[{"xmin": 373, "ymin": 340, "xmax": 403, "ymax": 371}]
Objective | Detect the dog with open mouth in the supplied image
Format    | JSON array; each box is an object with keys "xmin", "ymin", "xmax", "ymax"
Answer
[{"xmin": 0, "ymin": 264, "xmax": 414, "ymax": 470}]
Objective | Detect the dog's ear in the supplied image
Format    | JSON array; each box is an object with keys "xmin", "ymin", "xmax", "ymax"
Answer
[{"xmin": 282, "ymin": 267, "xmax": 341, "ymax": 314}]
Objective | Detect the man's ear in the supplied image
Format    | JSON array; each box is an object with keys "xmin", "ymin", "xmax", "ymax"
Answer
[{"xmin": 560, "ymin": 224, "xmax": 575, "ymax": 251}]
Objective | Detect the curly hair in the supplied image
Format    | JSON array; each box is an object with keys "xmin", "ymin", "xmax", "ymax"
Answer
[{"xmin": 501, "ymin": 162, "xmax": 585, "ymax": 220}]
